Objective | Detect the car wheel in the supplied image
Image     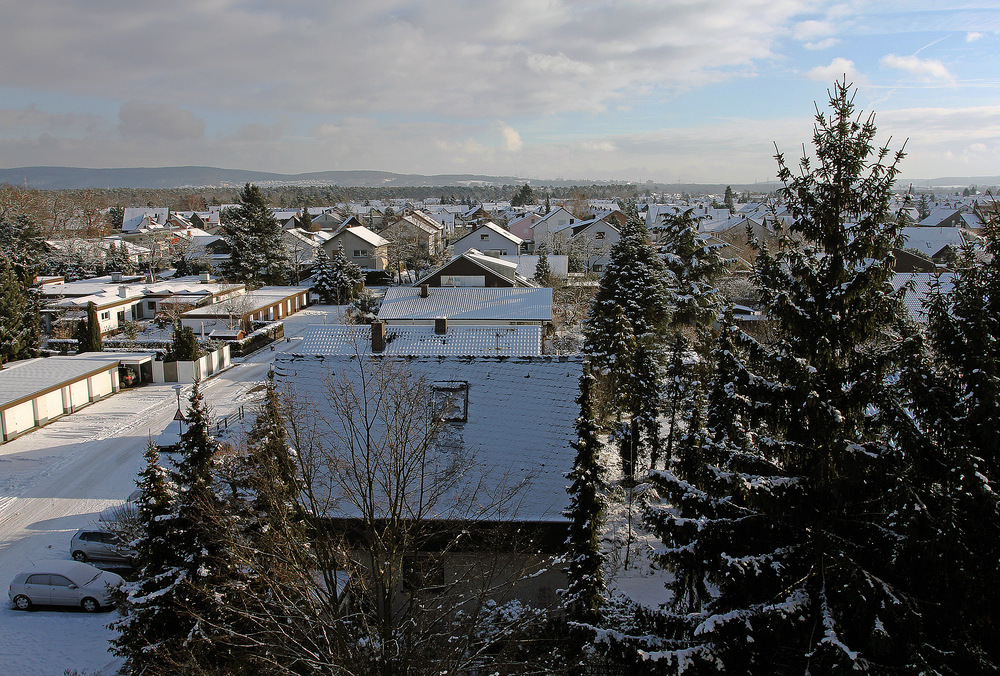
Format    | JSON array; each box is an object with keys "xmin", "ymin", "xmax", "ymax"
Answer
[
  {"xmin": 81, "ymin": 597, "xmax": 99, "ymax": 613},
  {"xmin": 13, "ymin": 595, "xmax": 31, "ymax": 610},
  {"xmin": 72, "ymin": 550, "xmax": 88, "ymax": 562}
]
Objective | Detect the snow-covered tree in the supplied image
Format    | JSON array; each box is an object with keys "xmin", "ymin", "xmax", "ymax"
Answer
[
  {"xmin": 310, "ymin": 246, "xmax": 337, "ymax": 304},
  {"xmin": 112, "ymin": 384, "xmax": 244, "ymax": 673},
  {"xmin": 652, "ymin": 208, "xmax": 729, "ymax": 470},
  {"xmin": 645, "ymin": 80, "xmax": 932, "ymax": 672},
  {"xmin": 584, "ymin": 218, "xmax": 671, "ymax": 480},
  {"xmin": 564, "ymin": 364, "xmax": 606, "ymax": 622},
  {"xmin": 896, "ymin": 211, "xmax": 1000, "ymax": 672},
  {"xmin": 221, "ymin": 183, "xmax": 290, "ymax": 288},
  {"xmin": 533, "ymin": 248, "xmax": 554, "ymax": 287},
  {"xmin": 327, "ymin": 243, "xmax": 364, "ymax": 305},
  {"xmin": 0, "ymin": 257, "xmax": 33, "ymax": 365}
]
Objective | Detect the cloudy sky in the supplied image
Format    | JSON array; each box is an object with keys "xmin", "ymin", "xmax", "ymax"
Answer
[{"xmin": 0, "ymin": 1, "xmax": 997, "ymax": 183}]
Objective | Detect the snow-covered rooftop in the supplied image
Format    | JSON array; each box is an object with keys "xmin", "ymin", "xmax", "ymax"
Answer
[
  {"xmin": 0, "ymin": 356, "xmax": 120, "ymax": 409},
  {"xmin": 378, "ymin": 287, "xmax": 552, "ymax": 322},
  {"xmin": 295, "ymin": 324, "xmax": 542, "ymax": 356},
  {"xmin": 272, "ymin": 354, "xmax": 582, "ymax": 521}
]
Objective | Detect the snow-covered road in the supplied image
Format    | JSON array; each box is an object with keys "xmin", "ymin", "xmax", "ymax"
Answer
[{"xmin": 0, "ymin": 305, "xmax": 330, "ymax": 675}]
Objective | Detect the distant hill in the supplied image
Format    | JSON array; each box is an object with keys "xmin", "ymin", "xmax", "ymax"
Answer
[
  {"xmin": 0, "ymin": 166, "xmax": 622, "ymax": 190},
  {"xmin": 0, "ymin": 165, "xmax": 994, "ymax": 192}
]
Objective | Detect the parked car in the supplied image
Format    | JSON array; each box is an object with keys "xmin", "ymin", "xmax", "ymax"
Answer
[
  {"xmin": 70, "ymin": 528, "xmax": 137, "ymax": 564},
  {"xmin": 9, "ymin": 560, "xmax": 124, "ymax": 612}
]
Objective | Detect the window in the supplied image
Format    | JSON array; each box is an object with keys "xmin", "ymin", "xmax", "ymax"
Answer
[
  {"xmin": 353, "ymin": 249, "xmax": 368, "ymax": 258},
  {"xmin": 147, "ymin": 301, "xmax": 156, "ymax": 311},
  {"xmin": 593, "ymin": 264, "xmax": 604, "ymax": 273},
  {"xmin": 100, "ymin": 311, "xmax": 110, "ymax": 321},
  {"xmin": 25, "ymin": 574, "xmax": 48, "ymax": 585},
  {"xmin": 480, "ymin": 234, "xmax": 490, "ymax": 240},
  {"xmin": 595, "ymin": 231, "xmax": 606, "ymax": 239},
  {"xmin": 431, "ymin": 381, "xmax": 468, "ymax": 422},
  {"xmin": 49, "ymin": 575, "xmax": 72, "ymax": 587}
]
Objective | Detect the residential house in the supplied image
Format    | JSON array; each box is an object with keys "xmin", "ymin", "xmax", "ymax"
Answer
[
  {"xmin": 292, "ymin": 322, "xmax": 543, "ymax": 357},
  {"xmin": 452, "ymin": 222, "xmax": 524, "ymax": 258},
  {"xmin": 382, "ymin": 213, "xmax": 445, "ymax": 261},
  {"xmin": 530, "ymin": 207, "xmax": 576, "ymax": 252},
  {"xmin": 270, "ymin": 353, "xmax": 582, "ymax": 608},
  {"xmin": 323, "ymin": 224, "xmax": 390, "ymax": 271},
  {"xmin": 179, "ymin": 286, "xmax": 310, "ymax": 335},
  {"xmin": 414, "ymin": 250, "xmax": 537, "ymax": 288}
]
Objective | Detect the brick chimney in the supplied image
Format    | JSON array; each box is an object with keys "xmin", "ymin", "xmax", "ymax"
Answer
[
  {"xmin": 434, "ymin": 317, "xmax": 448, "ymax": 335},
  {"xmin": 420, "ymin": 283, "xmax": 430, "ymax": 298},
  {"xmin": 371, "ymin": 321, "xmax": 386, "ymax": 353}
]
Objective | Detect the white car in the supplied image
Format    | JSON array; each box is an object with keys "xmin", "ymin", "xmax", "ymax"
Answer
[{"xmin": 8, "ymin": 560, "xmax": 124, "ymax": 612}]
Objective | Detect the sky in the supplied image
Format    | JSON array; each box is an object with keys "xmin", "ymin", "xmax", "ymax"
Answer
[{"xmin": 0, "ymin": 0, "xmax": 997, "ymax": 184}]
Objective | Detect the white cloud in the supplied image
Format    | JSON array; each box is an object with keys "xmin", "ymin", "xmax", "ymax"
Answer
[
  {"xmin": 805, "ymin": 58, "xmax": 868, "ymax": 86},
  {"xmin": 880, "ymin": 54, "xmax": 955, "ymax": 83},
  {"xmin": 804, "ymin": 38, "xmax": 839, "ymax": 50},
  {"xmin": 966, "ymin": 32, "xmax": 984, "ymax": 42},
  {"xmin": 499, "ymin": 123, "xmax": 523, "ymax": 152},
  {"xmin": 794, "ymin": 19, "xmax": 835, "ymax": 41}
]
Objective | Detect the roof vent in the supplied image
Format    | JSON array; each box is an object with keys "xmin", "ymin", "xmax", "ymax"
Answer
[{"xmin": 420, "ymin": 283, "xmax": 430, "ymax": 298}]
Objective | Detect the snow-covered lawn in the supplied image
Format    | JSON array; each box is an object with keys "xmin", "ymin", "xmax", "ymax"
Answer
[{"xmin": 0, "ymin": 303, "xmax": 347, "ymax": 674}]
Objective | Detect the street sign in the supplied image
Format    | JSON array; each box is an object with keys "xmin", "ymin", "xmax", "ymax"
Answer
[{"xmin": 173, "ymin": 409, "xmax": 184, "ymax": 421}]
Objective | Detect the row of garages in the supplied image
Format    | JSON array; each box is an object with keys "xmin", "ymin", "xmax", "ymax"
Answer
[{"xmin": 0, "ymin": 356, "xmax": 124, "ymax": 443}]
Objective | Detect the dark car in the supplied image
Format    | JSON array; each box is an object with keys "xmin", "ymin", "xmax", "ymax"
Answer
[{"xmin": 70, "ymin": 529, "xmax": 137, "ymax": 564}]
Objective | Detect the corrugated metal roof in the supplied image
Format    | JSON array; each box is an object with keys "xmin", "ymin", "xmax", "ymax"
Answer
[
  {"xmin": 272, "ymin": 354, "xmax": 582, "ymax": 521},
  {"xmin": 378, "ymin": 287, "xmax": 552, "ymax": 321},
  {"xmin": 296, "ymin": 324, "xmax": 542, "ymax": 356}
]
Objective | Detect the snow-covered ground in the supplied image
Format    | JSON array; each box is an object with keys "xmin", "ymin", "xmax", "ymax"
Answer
[{"xmin": 0, "ymin": 304, "xmax": 344, "ymax": 675}]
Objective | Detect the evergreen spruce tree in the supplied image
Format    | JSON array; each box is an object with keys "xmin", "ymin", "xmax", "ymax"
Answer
[
  {"xmin": 113, "ymin": 385, "xmax": 242, "ymax": 673},
  {"xmin": 645, "ymin": 81, "xmax": 931, "ymax": 672},
  {"xmin": 533, "ymin": 248, "xmax": 553, "ymax": 287},
  {"xmin": 311, "ymin": 246, "xmax": 338, "ymax": 304},
  {"xmin": 565, "ymin": 364, "xmax": 606, "ymax": 622},
  {"xmin": 328, "ymin": 243, "xmax": 365, "ymax": 305},
  {"xmin": 0, "ymin": 257, "xmax": 32, "ymax": 366},
  {"xmin": 221, "ymin": 183, "xmax": 290, "ymax": 288},
  {"xmin": 584, "ymin": 217, "xmax": 671, "ymax": 480},
  {"xmin": 75, "ymin": 302, "xmax": 102, "ymax": 353},
  {"xmin": 111, "ymin": 442, "xmax": 181, "ymax": 674},
  {"xmin": 896, "ymin": 213, "xmax": 1000, "ymax": 672},
  {"xmin": 652, "ymin": 208, "xmax": 728, "ymax": 469}
]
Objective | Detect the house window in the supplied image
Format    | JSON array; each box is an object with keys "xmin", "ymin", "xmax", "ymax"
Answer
[
  {"xmin": 147, "ymin": 301, "xmax": 156, "ymax": 311},
  {"xmin": 100, "ymin": 311, "xmax": 110, "ymax": 321},
  {"xmin": 480, "ymin": 234, "xmax": 490, "ymax": 240},
  {"xmin": 353, "ymin": 249, "xmax": 368, "ymax": 258},
  {"xmin": 593, "ymin": 264, "xmax": 603, "ymax": 273},
  {"xmin": 431, "ymin": 381, "xmax": 468, "ymax": 422},
  {"xmin": 595, "ymin": 231, "xmax": 605, "ymax": 239}
]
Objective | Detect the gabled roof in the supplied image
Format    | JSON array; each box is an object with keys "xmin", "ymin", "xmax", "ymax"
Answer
[
  {"xmin": 414, "ymin": 249, "xmax": 536, "ymax": 287},
  {"xmin": 330, "ymin": 224, "xmax": 389, "ymax": 247},
  {"xmin": 900, "ymin": 226, "xmax": 968, "ymax": 257},
  {"xmin": 452, "ymin": 221, "xmax": 524, "ymax": 248},
  {"xmin": 892, "ymin": 272, "xmax": 954, "ymax": 323},
  {"xmin": 378, "ymin": 286, "xmax": 553, "ymax": 322},
  {"xmin": 272, "ymin": 354, "xmax": 583, "ymax": 521}
]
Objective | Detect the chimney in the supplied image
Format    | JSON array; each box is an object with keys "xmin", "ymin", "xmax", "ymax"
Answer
[
  {"xmin": 200, "ymin": 273, "xmax": 212, "ymax": 283},
  {"xmin": 435, "ymin": 317, "xmax": 448, "ymax": 335},
  {"xmin": 371, "ymin": 321, "xmax": 386, "ymax": 353},
  {"xmin": 118, "ymin": 285, "xmax": 127, "ymax": 298},
  {"xmin": 111, "ymin": 271, "xmax": 122, "ymax": 282},
  {"xmin": 420, "ymin": 283, "xmax": 430, "ymax": 298}
]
